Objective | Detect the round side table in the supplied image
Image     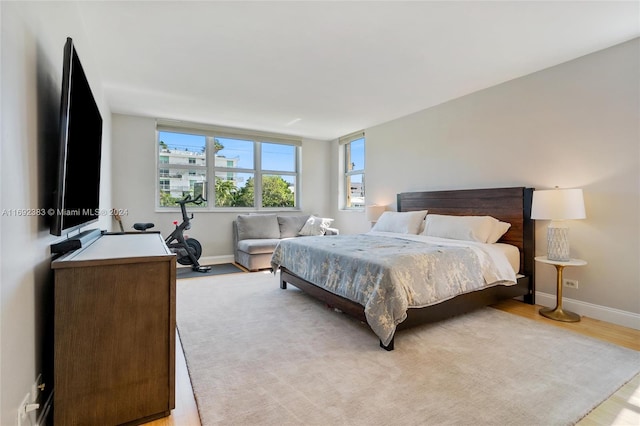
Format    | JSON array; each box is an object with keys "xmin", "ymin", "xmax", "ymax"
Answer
[{"xmin": 535, "ymin": 256, "xmax": 587, "ymax": 322}]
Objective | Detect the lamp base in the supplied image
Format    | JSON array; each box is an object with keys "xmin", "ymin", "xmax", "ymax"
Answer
[
  {"xmin": 539, "ymin": 306, "xmax": 581, "ymax": 322},
  {"xmin": 547, "ymin": 224, "xmax": 570, "ymax": 262}
]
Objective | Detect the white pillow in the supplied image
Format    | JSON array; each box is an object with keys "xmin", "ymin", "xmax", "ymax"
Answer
[
  {"xmin": 487, "ymin": 220, "xmax": 511, "ymax": 244},
  {"xmin": 422, "ymin": 214, "xmax": 498, "ymax": 243},
  {"xmin": 371, "ymin": 210, "xmax": 428, "ymax": 234},
  {"xmin": 418, "ymin": 217, "xmax": 427, "ymax": 235},
  {"xmin": 299, "ymin": 216, "xmax": 334, "ymax": 236}
]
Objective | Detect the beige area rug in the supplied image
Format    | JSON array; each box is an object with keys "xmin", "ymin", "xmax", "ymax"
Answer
[{"xmin": 177, "ymin": 272, "xmax": 640, "ymax": 426}]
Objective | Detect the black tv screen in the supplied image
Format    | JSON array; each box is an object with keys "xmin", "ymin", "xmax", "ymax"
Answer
[{"xmin": 51, "ymin": 37, "xmax": 103, "ymax": 236}]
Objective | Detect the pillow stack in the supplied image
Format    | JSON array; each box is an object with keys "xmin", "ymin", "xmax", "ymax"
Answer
[
  {"xmin": 369, "ymin": 210, "xmax": 511, "ymax": 243},
  {"xmin": 371, "ymin": 210, "xmax": 428, "ymax": 234},
  {"xmin": 422, "ymin": 214, "xmax": 510, "ymax": 243}
]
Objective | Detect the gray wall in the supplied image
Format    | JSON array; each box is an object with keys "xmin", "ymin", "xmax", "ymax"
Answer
[
  {"xmin": 1, "ymin": 2, "xmax": 112, "ymax": 423},
  {"xmin": 334, "ymin": 38, "xmax": 639, "ymax": 317}
]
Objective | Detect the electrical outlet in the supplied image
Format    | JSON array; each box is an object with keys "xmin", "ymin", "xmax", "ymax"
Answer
[
  {"xmin": 563, "ymin": 278, "xmax": 579, "ymax": 289},
  {"xmin": 17, "ymin": 393, "xmax": 30, "ymax": 426},
  {"xmin": 17, "ymin": 376, "xmax": 42, "ymax": 426}
]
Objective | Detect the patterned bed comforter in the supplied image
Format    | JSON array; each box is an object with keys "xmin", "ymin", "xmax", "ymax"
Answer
[{"xmin": 271, "ymin": 231, "xmax": 517, "ymax": 346}]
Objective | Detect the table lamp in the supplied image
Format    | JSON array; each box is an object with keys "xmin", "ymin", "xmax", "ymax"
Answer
[
  {"xmin": 365, "ymin": 205, "xmax": 385, "ymax": 225},
  {"xmin": 531, "ymin": 187, "xmax": 586, "ymax": 261}
]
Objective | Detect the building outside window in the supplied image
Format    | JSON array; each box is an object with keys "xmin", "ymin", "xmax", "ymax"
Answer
[
  {"xmin": 157, "ymin": 132, "xmax": 208, "ymax": 207},
  {"xmin": 157, "ymin": 123, "xmax": 300, "ymax": 210},
  {"xmin": 341, "ymin": 132, "xmax": 365, "ymax": 209}
]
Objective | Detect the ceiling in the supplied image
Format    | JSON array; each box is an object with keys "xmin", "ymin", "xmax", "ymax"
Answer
[{"xmin": 77, "ymin": 1, "xmax": 639, "ymax": 140}]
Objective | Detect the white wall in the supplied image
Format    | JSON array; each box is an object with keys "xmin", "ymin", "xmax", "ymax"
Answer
[
  {"xmin": 0, "ymin": 2, "xmax": 112, "ymax": 423},
  {"xmin": 333, "ymin": 39, "xmax": 639, "ymax": 317},
  {"xmin": 111, "ymin": 114, "xmax": 332, "ymax": 260}
]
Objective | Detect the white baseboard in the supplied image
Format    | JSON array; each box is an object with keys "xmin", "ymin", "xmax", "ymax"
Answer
[
  {"xmin": 536, "ymin": 291, "xmax": 640, "ymax": 330},
  {"xmin": 176, "ymin": 255, "xmax": 235, "ymax": 268},
  {"xmin": 200, "ymin": 255, "xmax": 235, "ymax": 265}
]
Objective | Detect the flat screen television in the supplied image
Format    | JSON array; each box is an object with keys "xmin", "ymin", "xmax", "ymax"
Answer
[{"xmin": 50, "ymin": 37, "xmax": 103, "ymax": 236}]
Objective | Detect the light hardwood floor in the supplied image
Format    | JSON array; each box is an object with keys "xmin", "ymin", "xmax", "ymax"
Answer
[{"xmin": 146, "ymin": 299, "xmax": 639, "ymax": 426}]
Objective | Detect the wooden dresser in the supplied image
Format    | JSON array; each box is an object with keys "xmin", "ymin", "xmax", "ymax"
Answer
[{"xmin": 52, "ymin": 233, "xmax": 176, "ymax": 425}]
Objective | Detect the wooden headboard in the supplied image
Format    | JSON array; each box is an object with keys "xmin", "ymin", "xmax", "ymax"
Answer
[{"xmin": 397, "ymin": 187, "xmax": 535, "ymax": 281}]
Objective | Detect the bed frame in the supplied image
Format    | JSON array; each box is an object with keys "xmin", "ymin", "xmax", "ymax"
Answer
[{"xmin": 279, "ymin": 187, "xmax": 535, "ymax": 350}]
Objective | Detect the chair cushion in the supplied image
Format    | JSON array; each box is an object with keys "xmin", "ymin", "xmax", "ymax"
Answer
[
  {"xmin": 237, "ymin": 239, "xmax": 281, "ymax": 255},
  {"xmin": 277, "ymin": 215, "xmax": 310, "ymax": 238},
  {"xmin": 236, "ymin": 214, "xmax": 280, "ymax": 240}
]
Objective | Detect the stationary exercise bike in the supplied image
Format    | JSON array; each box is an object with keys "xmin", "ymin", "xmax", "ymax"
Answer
[{"xmin": 134, "ymin": 194, "xmax": 211, "ymax": 272}]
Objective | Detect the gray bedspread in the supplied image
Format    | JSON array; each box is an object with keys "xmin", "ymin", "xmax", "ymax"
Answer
[{"xmin": 271, "ymin": 232, "xmax": 516, "ymax": 346}]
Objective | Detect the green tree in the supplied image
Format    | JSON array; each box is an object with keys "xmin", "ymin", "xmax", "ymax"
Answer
[
  {"xmin": 215, "ymin": 177, "xmax": 240, "ymax": 207},
  {"xmin": 213, "ymin": 175, "xmax": 294, "ymax": 207},
  {"xmin": 159, "ymin": 191, "xmax": 178, "ymax": 207},
  {"xmin": 262, "ymin": 175, "xmax": 294, "ymax": 207},
  {"xmin": 234, "ymin": 177, "xmax": 255, "ymax": 207},
  {"xmin": 213, "ymin": 138, "xmax": 225, "ymax": 154}
]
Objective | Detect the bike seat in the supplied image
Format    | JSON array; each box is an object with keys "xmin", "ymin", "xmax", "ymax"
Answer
[{"xmin": 133, "ymin": 222, "xmax": 155, "ymax": 231}]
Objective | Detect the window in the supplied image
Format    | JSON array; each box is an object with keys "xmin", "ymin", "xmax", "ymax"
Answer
[
  {"xmin": 341, "ymin": 132, "xmax": 365, "ymax": 208},
  {"xmin": 157, "ymin": 132, "xmax": 207, "ymax": 207},
  {"xmin": 261, "ymin": 143, "xmax": 296, "ymax": 208},
  {"xmin": 157, "ymin": 122, "xmax": 300, "ymax": 210}
]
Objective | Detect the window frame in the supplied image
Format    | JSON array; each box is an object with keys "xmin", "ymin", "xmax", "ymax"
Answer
[
  {"xmin": 339, "ymin": 131, "xmax": 365, "ymax": 210},
  {"xmin": 156, "ymin": 120, "xmax": 301, "ymax": 211}
]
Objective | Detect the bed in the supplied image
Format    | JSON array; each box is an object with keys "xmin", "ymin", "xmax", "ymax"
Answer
[{"xmin": 272, "ymin": 187, "xmax": 535, "ymax": 350}]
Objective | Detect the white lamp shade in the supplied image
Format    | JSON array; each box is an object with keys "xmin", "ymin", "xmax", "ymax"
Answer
[
  {"xmin": 531, "ymin": 188, "xmax": 586, "ymax": 220},
  {"xmin": 365, "ymin": 205, "xmax": 386, "ymax": 222},
  {"xmin": 531, "ymin": 187, "xmax": 586, "ymax": 261}
]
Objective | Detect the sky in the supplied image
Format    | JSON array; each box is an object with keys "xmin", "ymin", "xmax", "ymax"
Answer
[
  {"xmin": 159, "ymin": 130, "xmax": 296, "ymax": 172},
  {"xmin": 159, "ymin": 131, "xmax": 366, "ymax": 193}
]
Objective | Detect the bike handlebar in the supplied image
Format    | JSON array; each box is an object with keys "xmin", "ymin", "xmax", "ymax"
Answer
[
  {"xmin": 176, "ymin": 194, "xmax": 206, "ymax": 223},
  {"xmin": 176, "ymin": 194, "xmax": 206, "ymax": 206}
]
